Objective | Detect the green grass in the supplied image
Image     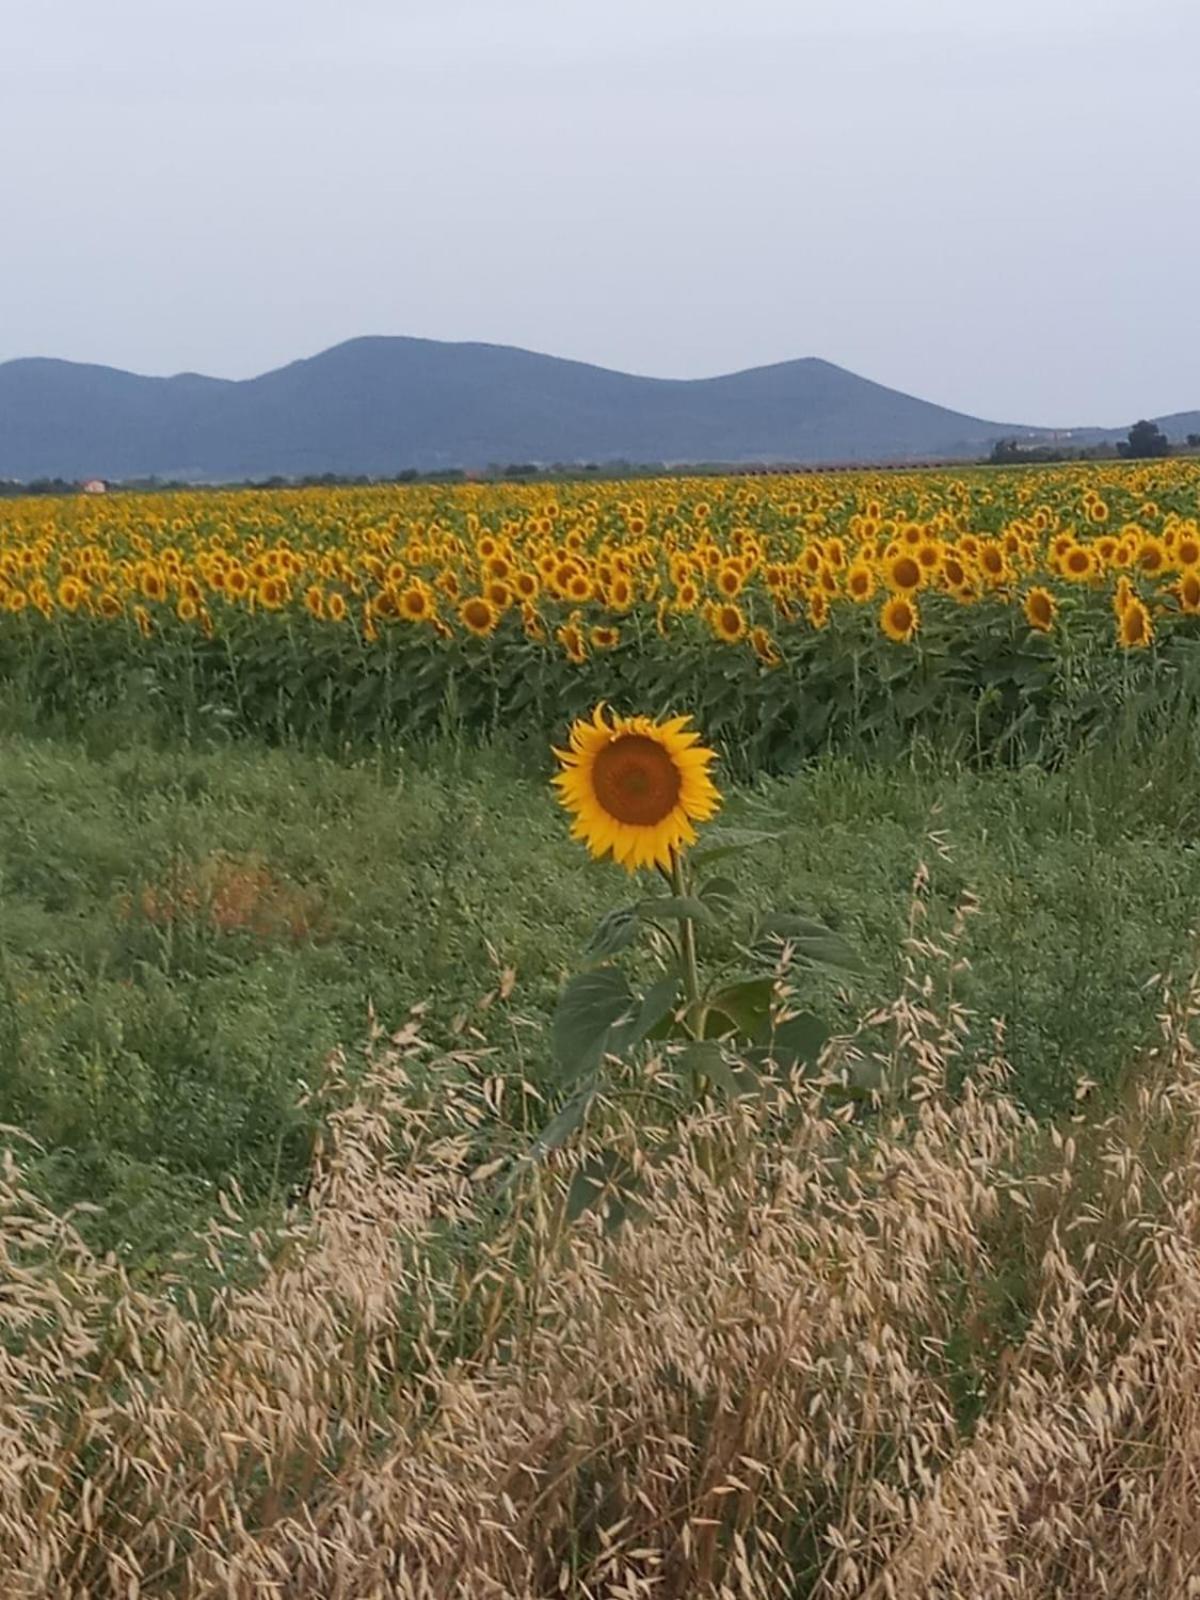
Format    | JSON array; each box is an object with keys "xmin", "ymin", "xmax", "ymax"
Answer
[{"xmin": 1, "ymin": 717, "xmax": 1198, "ymax": 1265}]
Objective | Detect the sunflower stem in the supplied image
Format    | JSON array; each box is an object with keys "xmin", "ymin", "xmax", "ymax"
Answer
[{"xmin": 670, "ymin": 848, "xmax": 703, "ymax": 1040}]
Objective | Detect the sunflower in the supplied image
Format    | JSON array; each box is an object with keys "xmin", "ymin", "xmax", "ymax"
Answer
[
  {"xmin": 1137, "ymin": 536, "xmax": 1168, "ymax": 576},
  {"xmin": 607, "ymin": 574, "xmax": 634, "ymax": 610},
  {"xmin": 880, "ymin": 594, "xmax": 918, "ymax": 643},
  {"xmin": 590, "ymin": 625, "xmax": 620, "ymax": 650},
  {"xmin": 1118, "ymin": 597, "xmax": 1153, "ymax": 649},
  {"xmin": 459, "ymin": 595, "xmax": 499, "ymax": 638},
  {"xmin": 709, "ymin": 601, "xmax": 746, "ymax": 644},
  {"xmin": 1061, "ymin": 544, "xmax": 1097, "ymax": 583},
  {"xmin": 56, "ymin": 576, "xmax": 85, "ymax": 612},
  {"xmin": 915, "ymin": 538, "xmax": 943, "ymax": 576},
  {"xmin": 941, "ymin": 552, "xmax": 968, "ymax": 590},
  {"xmin": 1179, "ymin": 572, "xmax": 1200, "ymax": 614},
  {"xmin": 522, "ymin": 603, "xmax": 547, "ymax": 643},
  {"xmin": 807, "ymin": 590, "xmax": 830, "ymax": 629},
  {"xmin": 327, "ymin": 592, "xmax": 348, "ymax": 624},
  {"xmin": 885, "ymin": 551, "xmax": 922, "ymax": 592},
  {"xmin": 556, "ymin": 620, "xmax": 587, "ymax": 664},
  {"xmin": 846, "ymin": 561, "xmax": 876, "ymax": 603},
  {"xmin": 399, "ymin": 583, "xmax": 435, "ymax": 622},
  {"xmin": 1024, "ymin": 586, "xmax": 1056, "ymax": 632},
  {"xmin": 749, "ymin": 625, "xmax": 781, "ymax": 667},
  {"xmin": 977, "ymin": 542, "xmax": 1008, "ymax": 584},
  {"xmin": 553, "ymin": 705, "xmax": 721, "ymax": 873},
  {"xmin": 716, "ymin": 563, "xmax": 743, "ymax": 598}
]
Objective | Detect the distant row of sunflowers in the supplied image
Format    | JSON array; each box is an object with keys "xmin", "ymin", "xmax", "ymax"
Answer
[{"xmin": 1, "ymin": 461, "xmax": 1198, "ymax": 667}]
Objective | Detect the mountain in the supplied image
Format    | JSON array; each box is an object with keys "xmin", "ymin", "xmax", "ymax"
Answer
[{"xmin": 0, "ymin": 336, "xmax": 1187, "ymax": 481}]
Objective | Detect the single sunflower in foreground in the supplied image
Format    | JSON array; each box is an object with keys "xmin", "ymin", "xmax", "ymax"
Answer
[{"xmin": 553, "ymin": 704, "xmax": 721, "ymax": 873}]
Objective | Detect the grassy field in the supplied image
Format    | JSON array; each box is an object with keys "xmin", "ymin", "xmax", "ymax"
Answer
[
  {"xmin": 3, "ymin": 712, "xmax": 1199, "ymax": 1266},
  {"xmin": 6, "ymin": 464, "xmax": 1200, "ymax": 1593},
  {"xmin": 4, "ymin": 715, "xmax": 1200, "ymax": 1593}
]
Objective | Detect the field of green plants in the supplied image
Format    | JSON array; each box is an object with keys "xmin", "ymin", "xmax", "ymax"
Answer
[{"xmin": 5, "ymin": 464, "xmax": 1200, "ymax": 1595}]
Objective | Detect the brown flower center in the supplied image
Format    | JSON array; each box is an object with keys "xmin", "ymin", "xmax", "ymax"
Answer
[{"xmin": 591, "ymin": 735, "xmax": 681, "ymax": 827}]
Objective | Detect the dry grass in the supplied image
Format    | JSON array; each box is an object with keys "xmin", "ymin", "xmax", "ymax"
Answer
[
  {"xmin": 4, "ymin": 906, "xmax": 1200, "ymax": 1597},
  {"xmin": 125, "ymin": 851, "xmax": 330, "ymax": 943}
]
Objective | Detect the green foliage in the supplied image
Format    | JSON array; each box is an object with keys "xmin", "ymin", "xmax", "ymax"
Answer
[
  {"xmin": 3, "ymin": 716, "xmax": 1200, "ymax": 1262},
  {"xmin": 1120, "ymin": 419, "xmax": 1172, "ymax": 459},
  {"xmin": 6, "ymin": 587, "xmax": 1200, "ymax": 783}
]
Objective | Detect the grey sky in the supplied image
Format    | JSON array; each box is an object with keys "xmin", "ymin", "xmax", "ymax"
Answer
[{"xmin": 4, "ymin": 0, "xmax": 1198, "ymax": 427}]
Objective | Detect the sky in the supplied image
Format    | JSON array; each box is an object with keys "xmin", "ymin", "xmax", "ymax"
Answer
[{"xmin": 3, "ymin": 0, "xmax": 1199, "ymax": 427}]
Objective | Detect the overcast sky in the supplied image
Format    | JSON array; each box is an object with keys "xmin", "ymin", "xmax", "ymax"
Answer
[{"xmin": 4, "ymin": 0, "xmax": 1198, "ymax": 426}]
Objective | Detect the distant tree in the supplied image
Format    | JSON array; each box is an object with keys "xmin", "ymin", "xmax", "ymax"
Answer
[
  {"xmin": 1187, "ymin": 433, "xmax": 1200, "ymax": 448},
  {"xmin": 989, "ymin": 438, "xmax": 1023, "ymax": 464},
  {"xmin": 1119, "ymin": 419, "xmax": 1171, "ymax": 458}
]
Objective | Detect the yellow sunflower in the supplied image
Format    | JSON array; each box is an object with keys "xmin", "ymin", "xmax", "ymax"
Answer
[
  {"xmin": 846, "ymin": 561, "xmax": 876, "ymax": 603},
  {"xmin": 884, "ymin": 551, "xmax": 922, "ymax": 593},
  {"xmin": 880, "ymin": 594, "xmax": 918, "ymax": 643},
  {"xmin": 749, "ymin": 625, "xmax": 781, "ymax": 667},
  {"xmin": 709, "ymin": 601, "xmax": 746, "ymax": 644},
  {"xmin": 1118, "ymin": 597, "xmax": 1153, "ymax": 650},
  {"xmin": 553, "ymin": 704, "xmax": 721, "ymax": 873},
  {"xmin": 459, "ymin": 595, "xmax": 499, "ymax": 638},
  {"xmin": 1023, "ymin": 586, "xmax": 1056, "ymax": 633}
]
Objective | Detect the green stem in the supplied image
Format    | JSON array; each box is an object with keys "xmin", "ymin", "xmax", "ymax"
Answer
[{"xmin": 670, "ymin": 847, "xmax": 702, "ymax": 1039}]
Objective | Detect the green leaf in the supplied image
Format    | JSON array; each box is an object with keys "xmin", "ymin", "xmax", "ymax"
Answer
[
  {"xmin": 552, "ymin": 968, "xmax": 636, "ymax": 1081},
  {"xmin": 767, "ymin": 1010, "xmax": 829, "ymax": 1069},
  {"xmin": 755, "ymin": 913, "xmax": 864, "ymax": 975},
  {"xmin": 584, "ymin": 905, "xmax": 639, "ymax": 962},
  {"xmin": 638, "ymin": 895, "xmax": 713, "ymax": 925},
  {"xmin": 618, "ymin": 971, "xmax": 681, "ymax": 1050},
  {"xmin": 697, "ymin": 875, "xmax": 739, "ymax": 921},
  {"xmin": 705, "ymin": 976, "xmax": 774, "ymax": 1042},
  {"xmin": 677, "ymin": 1040, "xmax": 743, "ymax": 1097},
  {"xmin": 527, "ymin": 1084, "xmax": 598, "ymax": 1162},
  {"xmin": 690, "ymin": 828, "xmax": 781, "ymax": 868},
  {"xmin": 566, "ymin": 1149, "xmax": 641, "ymax": 1228}
]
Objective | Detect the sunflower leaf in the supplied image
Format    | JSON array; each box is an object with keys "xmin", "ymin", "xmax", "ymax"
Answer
[
  {"xmin": 766, "ymin": 1010, "xmax": 829, "ymax": 1069},
  {"xmin": 566, "ymin": 1149, "xmax": 637, "ymax": 1224},
  {"xmin": 637, "ymin": 895, "xmax": 713, "ymax": 924},
  {"xmin": 524, "ymin": 1084, "xmax": 599, "ymax": 1164},
  {"xmin": 697, "ymin": 874, "xmax": 740, "ymax": 922},
  {"xmin": 704, "ymin": 976, "xmax": 774, "ymax": 1043},
  {"xmin": 690, "ymin": 828, "xmax": 782, "ymax": 868},
  {"xmin": 614, "ymin": 971, "xmax": 682, "ymax": 1052},
  {"xmin": 676, "ymin": 1041, "xmax": 743, "ymax": 1098},
  {"xmin": 754, "ymin": 913, "xmax": 864, "ymax": 976},
  {"xmin": 584, "ymin": 905, "xmax": 640, "ymax": 962},
  {"xmin": 552, "ymin": 968, "xmax": 636, "ymax": 1082}
]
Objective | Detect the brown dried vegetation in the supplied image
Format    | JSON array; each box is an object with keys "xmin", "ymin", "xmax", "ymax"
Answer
[
  {"xmin": 126, "ymin": 851, "xmax": 330, "ymax": 943},
  {"xmin": 4, "ymin": 917, "xmax": 1200, "ymax": 1597}
]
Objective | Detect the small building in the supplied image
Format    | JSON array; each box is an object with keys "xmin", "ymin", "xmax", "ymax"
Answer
[{"xmin": 82, "ymin": 478, "xmax": 108, "ymax": 495}]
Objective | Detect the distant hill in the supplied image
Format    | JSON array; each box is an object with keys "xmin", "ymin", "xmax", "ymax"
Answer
[{"xmin": 0, "ymin": 336, "xmax": 1191, "ymax": 481}]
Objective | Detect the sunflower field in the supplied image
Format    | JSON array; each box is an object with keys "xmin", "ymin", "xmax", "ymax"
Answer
[{"xmin": 3, "ymin": 458, "xmax": 1200, "ymax": 772}]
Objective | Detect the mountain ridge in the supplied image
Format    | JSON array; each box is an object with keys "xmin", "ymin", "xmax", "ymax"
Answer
[{"xmin": 0, "ymin": 336, "xmax": 1190, "ymax": 481}]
